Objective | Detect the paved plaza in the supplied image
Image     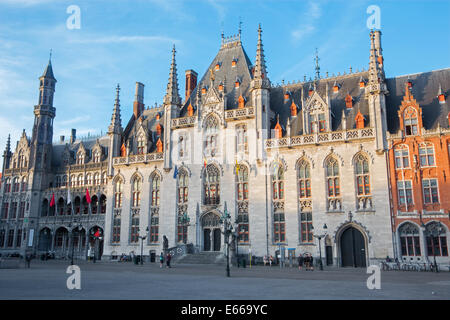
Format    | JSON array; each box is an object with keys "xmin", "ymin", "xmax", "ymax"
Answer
[{"xmin": 0, "ymin": 260, "xmax": 449, "ymax": 300}]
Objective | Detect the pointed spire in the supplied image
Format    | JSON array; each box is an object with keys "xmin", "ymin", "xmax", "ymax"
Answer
[
  {"xmin": 5, "ymin": 134, "xmax": 11, "ymax": 153},
  {"xmin": 163, "ymin": 45, "xmax": 181, "ymax": 106},
  {"xmin": 42, "ymin": 50, "xmax": 55, "ymax": 80},
  {"xmin": 108, "ymin": 84, "xmax": 122, "ymax": 134},
  {"xmin": 253, "ymin": 24, "xmax": 268, "ymax": 81},
  {"xmin": 314, "ymin": 48, "xmax": 320, "ymax": 80}
]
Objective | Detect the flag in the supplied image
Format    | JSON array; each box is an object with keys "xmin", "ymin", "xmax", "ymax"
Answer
[
  {"xmin": 86, "ymin": 188, "xmax": 91, "ymax": 204},
  {"xmin": 94, "ymin": 230, "xmax": 101, "ymax": 238},
  {"xmin": 235, "ymin": 159, "xmax": 240, "ymax": 176},
  {"xmin": 203, "ymin": 156, "xmax": 207, "ymax": 168},
  {"xmin": 67, "ymin": 188, "xmax": 72, "ymax": 205},
  {"xmin": 49, "ymin": 193, "xmax": 55, "ymax": 207},
  {"xmin": 173, "ymin": 165, "xmax": 178, "ymax": 179}
]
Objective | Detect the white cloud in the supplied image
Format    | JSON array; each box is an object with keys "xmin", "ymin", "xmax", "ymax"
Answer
[{"xmin": 291, "ymin": 0, "xmax": 323, "ymax": 43}]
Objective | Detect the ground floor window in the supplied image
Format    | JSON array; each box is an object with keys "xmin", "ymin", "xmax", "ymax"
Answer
[
  {"xmin": 300, "ymin": 212, "xmax": 313, "ymax": 243},
  {"xmin": 7, "ymin": 229, "xmax": 14, "ymax": 247},
  {"xmin": 426, "ymin": 236, "xmax": 448, "ymax": 257},
  {"xmin": 237, "ymin": 213, "xmax": 249, "ymax": 243},
  {"xmin": 400, "ymin": 235, "xmax": 421, "ymax": 256},
  {"xmin": 112, "ymin": 216, "xmax": 121, "ymax": 243},
  {"xmin": 273, "ymin": 212, "xmax": 285, "ymax": 243}
]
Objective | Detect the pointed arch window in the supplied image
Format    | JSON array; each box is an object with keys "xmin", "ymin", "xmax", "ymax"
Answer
[
  {"xmin": 112, "ymin": 213, "xmax": 121, "ymax": 244},
  {"xmin": 236, "ymin": 164, "xmax": 249, "ymax": 243},
  {"xmin": 178, "ymin": 171, "xmax": 188, "ymax": 204},
  {"xmin": 77, "ymin": 174, "xmax": 83, "ymax": 187},
  {"xmin": 130, "ymin": 213, "xmax": 140, "ymax": 243},
  {"xmin": 12, "ymin": 177, "xmax": 20, "ymax": 193},
  {"xmin": 150, "ymin": 174, "xmax": 161, "ymax": 243},
  {"xmin": 77, "ymin": 152, "xmax": 85, "ymax": 165},
  {"xmin": 132, "ymin": 177, "xmax": 141, "ymax": 207},
  {"xmin": 86, "ymin": 174, "xmax": 92, "ymax": 186},
  {"xmin": 355, "ymin": 154, "xmax": 370, "ymax": 196},
  {"xmin": 419, "ymin": 143, "xmax": 435, "ymax": 167},
  {"xmin": 114, "ymin": 179, "xmax": 123, "ymax": 208},
  {"xmin": 203, "ymin": 164, "xmax": 220, "ymax": 205},
  {"xmin": 326, "ymin": 158, "xmax": 340, "ymax": 197},
  {"xmin": 4, "ymin": 178, "xmax": 11, "ymax": 193},
  {"xmin": 204, "ymin": 116, "xmax": 219, "ymax": 157},
  {"xmin": 236, "ymin": 124, "xmax": 248, "ymax": 154},
  {"xmin": 404, "ymin": 107, "xmax": 418, "ymax": 136},
  {"xmin": 93, "ymin": 150, "xmax": 101, "ymax": 163},
  {"xmin": 137, "ymin": 135, "xmax": 145, "ymax": 155},
  {"xmin": 272, "ymin": 164, "xmax": 285, "ymax": 243},
  {"xmin": 425, "ymin": 222, "xmax": 448, "ymax": 257},
  {"xmin": 297, "ymin": 160, "xmax": 311, "ymax": 199},
  {"xmin": 272, "ymin": 165, "xmax": 284, "ymax": 200},
  {"xmin": 94, "ymin": 173, "xmax": 100, "ymax": 185}
]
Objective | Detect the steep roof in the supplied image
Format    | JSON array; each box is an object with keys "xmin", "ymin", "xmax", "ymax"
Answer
[
  {"xmin": 385, "ymin": 68, "xmax": 450, "ymax": 133},
  {"xmin": 180, "ymin": 37, "xmax": 254, "ymax": 117}
]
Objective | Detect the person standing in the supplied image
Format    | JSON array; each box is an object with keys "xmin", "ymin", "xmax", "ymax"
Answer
[
  {"xmin": 159, "ymin": 252, "xmax": 164, "ymax": 268},
  {"xmin": 25, "ymin": 252, "xmax": 32, "ymax": 268},
  {"xmin": 298, "ymin": 254, "xmax": 304, "ymax": 271},
  {"xmin": 166, "ymin": 252, "xmax": 171, "ymax": 268},
  {"xmin": 309, "ymin": 255, "xmax": 314, "ymax": 271}
]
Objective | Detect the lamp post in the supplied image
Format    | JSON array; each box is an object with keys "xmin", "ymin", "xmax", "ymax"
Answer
[
  {"xmin": 422, "ymin": 222, "xmax": 443, "ymax": 273},
  {"xmin": 220, "ymin": 202, "xmax": 233, "ymax": 277},
  {"xmin": 234, "ymin": 218, "xmax": 239, "ymax": 267},
  {"xmin": 138, "ymin": 227, "xmax": 149, "ymax": 265},
  {"xmin": 313, "ymin": 223, "xmax": 328, "ymax": 271}
]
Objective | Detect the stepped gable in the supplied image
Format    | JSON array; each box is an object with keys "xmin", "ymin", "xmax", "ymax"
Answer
[
  {"xmin": 269, "ymin": 71, "xmax": 370, "ymax": 137},
  {"xmin": 385, "ymin": 68, "xmax": 450, "ymax": 133},
  {"xmin": 179, "ymin": 36, "xmax": 254, "ymax": 117}
]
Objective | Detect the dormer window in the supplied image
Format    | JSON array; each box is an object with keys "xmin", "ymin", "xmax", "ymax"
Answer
[
  {"xmin": 345, "ymin": 94, "xmax": 353, "ymax": 109},
  {"xmin": 404, "ymin": 107, "xmax": 418, "ymax": 136},
  {"xmin": 215, "ymin": 63, "xmax": 221, "ymax": 71},
  {"xmin": 218, "ymin": 84, "xmax": 224, "ymax": 92},
  {"xmin": 235, "ymin": 79, "xmax": 240, "ymax": 88},
  {"xmin": 355, "ymin": 111, "xmax": 365, "ymax": 129},
  {"xmin": 284, "ymin": 92, "xmax": 290, "ymax": 101},
  {"xmin": 93, "ymin": 150, "xmax": 101, "ymax": 163},
  {"xmin": 238, "ymin": 95, "xmax": 245, "ymax": 109},
  {"xmin": 290, "ymin": 101, "xmax": 297, "ymax": 117},
  {"xmin": 187, "ymin": 103, "xmax": 194, "ymax": 116},
  {"xmin": 76, "ymin": 152, "xmax": 84, "ymax": 165},
  {"xmin": 359, "ymin": 79, "xmax": 366, "ymax": 88},
  {"xmin": 202, "ymin": 87, "xmax": 207, "ymax": 94},
  {"xmin": 156, "ymin": 123, "xmax": 162, "ymax": 136},
  {"xmin": 137, "ymin": 135, "xmax": 145, "ymax": 155},
  {"xmin": 231, "ymin": 59, "xmax": 237, "ymax": 67},
  {"xmin": 333, "ymin": 84, "xmax": 340, "ymax": 93}
]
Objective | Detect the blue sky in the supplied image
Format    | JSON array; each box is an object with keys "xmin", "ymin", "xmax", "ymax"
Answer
[{"xmin": 0, "ymin": 0, "xmax": 449, "ymax": 153}]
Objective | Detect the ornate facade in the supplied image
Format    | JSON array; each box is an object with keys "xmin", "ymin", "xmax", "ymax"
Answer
[{"xmin": 1, "ymin": 27, "xmax": 448, "ymax": 267}]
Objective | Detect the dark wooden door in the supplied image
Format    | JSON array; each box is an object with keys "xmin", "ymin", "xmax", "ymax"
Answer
[
  {"xmin": 341, "ymin": 227, "xmax": 366, "ymax": 267},
  {"xmin": 204, "ymin": 229, "xmax": 211, "ymax": 251},
  {"xmin": 213, "ymin": 228, "xmax": 221, "ymax": 251},
  {"xmin": 326, "ymin": 246, "xmax": 333, "ymax": 266}
]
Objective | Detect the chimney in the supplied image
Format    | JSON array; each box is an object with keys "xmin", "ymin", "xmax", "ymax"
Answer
[
  {"xmin": 185, "ymin": 70, "xmax": 198, "ymax": 101},
  {"xmin": 70, "ymin": 129, "xmax": 76, "ymax": 144},
  {"xmin": 60, "ymin": 136, "xmax": 65, "ymax": 143},
  {"xmin": 133, "ymin": 82, "xmax": 145, "ymax": 118}
]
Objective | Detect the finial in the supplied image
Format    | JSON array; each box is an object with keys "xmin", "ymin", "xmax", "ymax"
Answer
[
  {"xmin": 314, "ymin": 48, "xmax": 320, "ymax": 80},
  {"xmin": 238, "ymin": 17, "xmax": 242, "ymax": 36},
  {"xmin": 49, "ymin": 49, "xmax": 52, "ymax": 62}
]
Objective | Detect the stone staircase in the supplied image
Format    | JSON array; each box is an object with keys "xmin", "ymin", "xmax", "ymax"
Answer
[{"xmin": 175, "ymin": 251, "xmax": 226, "ymax": 265}]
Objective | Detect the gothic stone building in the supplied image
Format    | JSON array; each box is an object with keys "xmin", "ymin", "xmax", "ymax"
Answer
[{"xmin": 1, "ymin": 27, "xmax": 449, "ymax": 267}]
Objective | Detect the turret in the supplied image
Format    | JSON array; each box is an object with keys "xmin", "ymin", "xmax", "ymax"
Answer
[
  {"xmin": 107, "ymin": 84, "xmax": 123, "ymax": 176},
  {"xmin": 163, "ymin": 45, "xmax": 181, "ymax": 170},
  {"xmin": 2, "ymin": 134, "xmax": 11, "ymax": 174},
  {"xmin": 251, "ymin": 24, "xmax": 271, "ymax": 162}
]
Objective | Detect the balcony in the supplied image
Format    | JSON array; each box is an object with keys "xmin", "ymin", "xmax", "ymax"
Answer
[
  {"xmin": 113, "ymin": 153, "xmax": 163, "ymax": 166},
  {"xmin": 265, "ymin": 128, "xmax": 375, "ymax": 149},
  {"xmin": 172, "ymin": 116, "xmax": 196, "ymax": 128},
  {"xmin": 225, "ymin": 106, "xmax": 255, "ymax": 121}
]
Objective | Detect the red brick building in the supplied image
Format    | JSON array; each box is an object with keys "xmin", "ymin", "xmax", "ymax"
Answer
[{"xmin": 386, "ymin": 69, "xmax": 450, "ymax": 266}]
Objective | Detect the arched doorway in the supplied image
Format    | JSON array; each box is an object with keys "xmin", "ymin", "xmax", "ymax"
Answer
[
  {"xmin": 325, "ymin": 235, "xmax": 333, "ymax": 266},
  {"xmin": 340, "ymin": 226, "xmax": 367, "ymax": 267},
  {"xmin": 201, "ymin": 212, "xmax": 221, "ymax": 252}
]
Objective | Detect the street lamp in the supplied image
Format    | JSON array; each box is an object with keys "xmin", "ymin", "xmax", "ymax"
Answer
[
  {"xmin": 220, "ymin": 201, "xmax": 234, "ymax": 277},
  {"xmin": 138, "ymin": 227, "xmax": 149, "ymax": 265},
  {"xmin": 234, "ymin": 218, "xmax": 239, "ymax": 268},
  {"xmin": 313, "ymin": 223, "xmax": 328, "ymax": 271},
  {"xmin": 422, "ymin": 222, "xmax": 444, "ymax": 273}
]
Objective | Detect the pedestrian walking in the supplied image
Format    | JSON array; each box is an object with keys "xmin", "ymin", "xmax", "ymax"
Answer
[
  {"xmin": 263, "ymin": 255, "xmax": 268, "ymax": 266},
  {"xmin": 25, "ymin": 252, "xmax": 32, "ymax": 268},
  {"xmin": 304, "ymin": 254, "xmax": 310, "ymax": 271},
  {"xmin": 298, "ymin": 254, "xmax": 304, "ymax": 271},
  {"xmin": 269, "ymin": 255, "xmax": 273, "ymax": 266},
  {"xmin": 166, "ymin": 252, "xmax": 171, "ymax": 268},
  {"xmin": 309, "ymin": 255, "xmax": 314, "ymax": 271},
  {"xmin": 159, "ymin": 252, "xmax": 164, "ymax": 268}
]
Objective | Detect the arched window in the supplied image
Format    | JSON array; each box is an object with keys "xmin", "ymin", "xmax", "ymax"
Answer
[
  {"xmin": 272, "ymin": 165, "xmax": 284, "ymax": 200},
  {"xmin": 77, "ymin": 174, "xmax": 83, "ymax": 187},
  {"xmin": 12, "ymin": 177, "xmax": 20, "ymax": 193},
  {"xmin": 236, "ymin": 124, "xmax": 248, "ymax": 154},
  {"xmin": 203, "ymin": 164, "xmax": 220, "ymax": 205},
  {"xmin": 55, "ymin": 176, "xmax": 61, "ymax": 188},
  {"xmin": 132, "ymin": 177, "xmax": 141, "ymax": 207},
  {"xmin": 130, "ymin": 213, "xmax": 140, "ymax": 243},
  {"xmin": 41, "ymin": 199, "xmax": 49, "ymax": 217},
  {"xmin": 91, "ymin": 195, "xmax": 98, "ymax": 214},
  {"xmin": 100, "ymin": 194, "xmax": 106, "ymax": 214},
  {"xmin": 4, "ymin": 178, "xmax": 11, "ymax": 193},
  {"xmin": 70, "ymin": 175, "xmax": 76, "ymax": 187},
  {"xmin": 114, "ymin": 179, "xmax": 123, "ymax": 208},
  {"xmin": 309, "ymin": 113, "xmax": 326, "ymax": 133},
  {"xmin": 150, "ymin": 173, "xmax": 161, "ymax": 243},
  {"xmin": 82, "ymin": 196, "xmax": 89, "ymax": 214},
  {"xmin": 102, "ymin": 172, "xmax": 107, "ymax": 185},
  {"xmin": 355, "ymin": 154, "xmax": 370, "ymax": 196},
  {"xmin": 272, "ymin": 164, "xmax": 285, "ymax": 243},
  {"xmin": 297, "ymin": 160, "xmax": 311, "ymax": 199},
  {"xmin": 178, "ymin": 170, "xmax": 188, "ymax": 204},
  {"xmin": 62, "ymin": 175, "xmax": 67, "ymax": 188},
  {"xmin": 326, "ymin": 158, "xmax": 340, "ymax": 197},
  {"xmin": 425, "ymin": 222, "xmax": 448, "ymax": 257},
  {"xmin": 236, "ymin": 164, "xmax": 249, "ymax": 243},
  {"xmin": 204, "ymin": 116, "xmax": 219, "ymax": 157},
  {"xmin": 404, "ymin": 107, "xmax": 418, "ymax": 136},
  {"xmin": 93, "ymin": 150, "xmax": 101, "ymax": 163},
  {"xmin": 77, "ymin": 152, "xmax": 84, "ymax": 165},
  {"xmin": 58, "ymin": 198, "xmax": 65, "ymax": 216},
  {"xmin": 419, "ymin": 143, "xmax": 435, "ymax": 167},
  {"xmin": 399, "ymin": 223, "xmax": 421, "ymax": 257},
  {"xmin": 86, "ymin": 174, "xmax": 92, "ymax": 186},
  {"xmin": 112, "ymin": 212, "xmax": 121, "ymax": 244},
  {"xmin": 94, "ymin": 173, "xmax": 100, "ymax": 185},
  {"xmin": 137, "ymin": 135, "xmax": 145, "ymax": 155}
]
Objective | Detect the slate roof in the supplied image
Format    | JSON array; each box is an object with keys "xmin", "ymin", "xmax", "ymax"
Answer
[
  {"xmin": 269, "ymin": 71, "xmax": 370, "ymax": 136},
  {"xmin": 51, "ymin": 135, "xmax": 109, "ymax": 167},
  {"xmin": 385, "ymin": 68, "xmax": 450, "ymax": 133},
  {"xmin": 180, "ymin": 38, "xmax": 254, "ymax": 117}
]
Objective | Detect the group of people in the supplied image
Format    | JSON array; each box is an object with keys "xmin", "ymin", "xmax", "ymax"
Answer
[
  {"xmin": 298, "ymin": 253, "xmax": 314, "ymax": 271},
  {"xmin": 263, "ymin": 255, "xmax": 275, "ymax": 266},
  {"xmin": 159, "ymin": 252, "xmax": 172, "ymax": 268}
]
